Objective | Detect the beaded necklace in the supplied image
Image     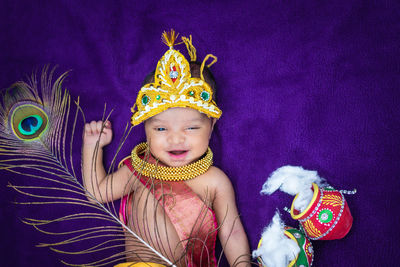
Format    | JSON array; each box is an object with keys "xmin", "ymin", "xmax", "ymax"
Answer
[{"xmin": 130, "ymin": 142, "xmax": 213, "ymax": 181}]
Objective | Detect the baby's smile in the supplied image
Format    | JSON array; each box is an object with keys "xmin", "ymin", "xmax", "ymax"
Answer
[{"xmin": 168, "ymin": 150, "xmax": 189, "ymax": 159}]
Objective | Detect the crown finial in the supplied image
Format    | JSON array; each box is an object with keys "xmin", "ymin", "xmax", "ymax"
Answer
[{"xmin": 161, "ymin": 29, "xmax": 179, "ymax": 49}]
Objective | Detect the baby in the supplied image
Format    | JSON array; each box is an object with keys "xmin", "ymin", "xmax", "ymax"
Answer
[{"xmin": 82, "ymin": 31, "xmax": 250, "ymax": 267}]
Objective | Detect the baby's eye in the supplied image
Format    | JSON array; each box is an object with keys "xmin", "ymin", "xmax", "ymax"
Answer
[
  {"xmin": 155, "ymin": 127, "xmax": 166, "ymax": 131},
  {"xmin": 186, "ymin": 126, "xmax": 200, "ymax": 130}
]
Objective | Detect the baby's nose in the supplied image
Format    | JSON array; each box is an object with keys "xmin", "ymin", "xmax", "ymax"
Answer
[{"xmin": 168, "ymin": 131, "xmax": 185, "ymax": 144}]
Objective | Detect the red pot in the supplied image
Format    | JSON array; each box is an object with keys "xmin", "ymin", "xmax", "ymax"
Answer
[{"xmin": 290, "ymin": 183, "xmax": 353, "ymax": 240}]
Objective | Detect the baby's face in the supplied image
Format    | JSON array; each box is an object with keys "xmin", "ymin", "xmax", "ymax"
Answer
[{"xmin": 144, "ymin": 107, "xmax": 215, "ymax": 167}]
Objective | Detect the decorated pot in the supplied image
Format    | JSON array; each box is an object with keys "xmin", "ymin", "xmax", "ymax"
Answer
[
  {"xmin": 257, "ymin": 226, "xmax": 313, "ymax": 267},
  {"xmin": 290, "ymin": 183, "xmax": 353, "ymax": 240}
]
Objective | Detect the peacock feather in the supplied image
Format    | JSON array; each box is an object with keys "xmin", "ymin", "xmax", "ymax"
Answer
[{"xmin": 0, "ymin": 66, "xmax": 180, "ymax": 266}]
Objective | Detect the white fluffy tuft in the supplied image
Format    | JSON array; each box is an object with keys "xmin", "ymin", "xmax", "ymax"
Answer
[
  {"xmin": 260, "ymin": 165, "xmax": 328, "ymax": 212},
  {"xmin": 252, "ymin": 211, "xmax": 300, "ymax": 267}
]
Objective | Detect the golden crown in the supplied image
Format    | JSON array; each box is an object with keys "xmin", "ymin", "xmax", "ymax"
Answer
[{"xmin": 130, "ymin": 30, "xmax": 222, "ymax": 126}]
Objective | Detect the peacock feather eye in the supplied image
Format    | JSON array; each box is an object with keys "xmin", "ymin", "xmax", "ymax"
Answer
[
  {"xmin": 10, "ymin": 103, "xmax": 48, "ymax": 140},
  {"xmin": 18, "ymin": 115, "xmax": 43, "ymax": 135}
]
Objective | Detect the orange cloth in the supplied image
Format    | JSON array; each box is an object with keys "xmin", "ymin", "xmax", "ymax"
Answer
[{"xmin": 119, "ymin": 154, "xmax": 218, "ymax": 267}]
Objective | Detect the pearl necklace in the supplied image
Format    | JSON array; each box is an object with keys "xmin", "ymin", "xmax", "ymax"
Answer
[{"xmin": 130, "ymin": 142, "xmax": 213, "ymax": 181}]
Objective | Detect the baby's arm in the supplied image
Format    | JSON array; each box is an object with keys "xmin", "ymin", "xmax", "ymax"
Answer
[
  {"xmin": 211, "ymin": 168, "xmax": 251, "ymax": 267},
  {"xmin": 82, "ymin": 120, "xmax": 133, "ymax": 203}
]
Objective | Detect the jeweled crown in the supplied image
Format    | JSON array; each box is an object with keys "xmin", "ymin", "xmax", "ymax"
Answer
[{"xmin": 130, "ymin": 30, "xmax": 222, "ymax": 126}]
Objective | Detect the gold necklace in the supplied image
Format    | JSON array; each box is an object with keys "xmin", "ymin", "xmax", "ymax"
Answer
[{"xmin": 130, "ymin": 142, "xmax": 213, "ymax": 181}]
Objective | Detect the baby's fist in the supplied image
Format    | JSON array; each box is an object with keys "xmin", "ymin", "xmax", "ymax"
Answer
[{"xmin": 83, "ymin": 120, "xmax": 113, "ymax": 148}]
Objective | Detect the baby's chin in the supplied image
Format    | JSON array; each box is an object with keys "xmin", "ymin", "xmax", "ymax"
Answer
[
  {"xmin": 161, "ymin": 154, "xmax": 200, "ymax": 168},
  {"xmin": 162, "ymin": 159, "xmax": 192, "ymax": 168},
  {"xmin": 164, "ymin": 162, "xmax": 189, "ymax": 168}
]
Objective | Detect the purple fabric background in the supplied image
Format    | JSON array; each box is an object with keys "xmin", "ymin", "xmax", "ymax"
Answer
[{"xmin": 1, "ymin": 0, "xmax": 399, "ymax": 266}]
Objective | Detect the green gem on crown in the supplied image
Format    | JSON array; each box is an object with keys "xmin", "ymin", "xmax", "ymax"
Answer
[
  {"xmin": 200, "ymin": 91, "xmax": 210, "ymax": 101},
  {"xmin": 156, "ymin": 95, "xmax": 161, "ymax": 100},
  {"xmin": 142, "ymin": 95, "xmax": 150, "ymax": 105},
  {"xmin": 188, "ymin": 91, "xmax": 195, "ymax": 96}
]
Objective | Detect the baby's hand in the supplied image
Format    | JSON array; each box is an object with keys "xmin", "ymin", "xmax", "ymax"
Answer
[{"xmin": 83, "ymin": 120, "xmax": 113, "ymax": 148}]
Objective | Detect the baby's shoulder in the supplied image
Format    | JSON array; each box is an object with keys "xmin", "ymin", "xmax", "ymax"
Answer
[
  {"xmin": 186, "ymin": 166, "xmax": 233, "ymax": 203},
  {"xmin": 201, "ymin": 166, "xmax": 232, "ymax": 189},
  {"xmin": 205, "ymin": 166, "xmax": 227, "ymax": 178}
]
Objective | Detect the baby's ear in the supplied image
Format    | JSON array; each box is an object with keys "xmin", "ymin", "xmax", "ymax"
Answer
[
  {"xmin": 211, "ymin": 118, "xmax": 217, "ymax": 129},
  {"xmin": 209, "ymin": 118, "xmax": 217, "ymax": 139}
]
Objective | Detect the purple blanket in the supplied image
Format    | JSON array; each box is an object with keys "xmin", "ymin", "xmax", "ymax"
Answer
[{"xmin": 1, "ymin": 0, "xmax": 399, "ymax": 266}]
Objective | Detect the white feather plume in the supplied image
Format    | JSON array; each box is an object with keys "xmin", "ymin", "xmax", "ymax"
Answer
[
  {"xmin": 260, "ymin": 165, "xmax": 327, "ymax": 212},
  {"xmin": 252, "ymin": 211, "xmax": 299, "ymax": 267}
]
